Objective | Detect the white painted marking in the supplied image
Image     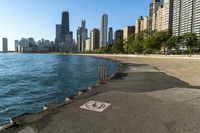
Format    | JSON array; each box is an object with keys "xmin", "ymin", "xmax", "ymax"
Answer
[
  {"xmin": 80, "ymin": 101, "xmax": 111, "ymax": 112},
  {"xmin": 43, "ymin": 106, "xmax": 48, "ymax": 111},
  {"xmin": 65, "ymin": 98, "xmax": 71, "ymax": 102}
]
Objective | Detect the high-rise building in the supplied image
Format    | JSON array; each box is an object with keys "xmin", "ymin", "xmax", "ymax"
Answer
[
  {"xmin": 61, "ymin": 11, "xmax": 69, "ymax": 34},
  {"xmin": 172, "ymin": 0, "xmax": 200, "ymax": 36},
  {"xmin": 20, "ymin": 38, "xmax": 29, "ymax": 52},
  {"xmin": 90, "ymin": 28, "xmax": 100, "ymax": 50},
  {"xmin": 149, "ymin": 0, "xmax": 163, "ymax": 33},
  {"xmin": 123, "ymin": 26, "xmax": 135, "ymax": 41},
  {"xmin": 194, "ymin": 0, "xmax": 200, "ymax": 35},
  {"xmin": 100, "ymin": 14, "xmax": 108, "ymax": 48},
  {"xmin": 115, "ymin": 30, "xmax": 123, "ymax": 42},
  {"xmin": 15, "ymin": 40, "xmax": 20, "ymax": 52},
  {"xmin": 77, "ymin": 20, "xmax": 88, "ymax": 52},
  {"xmin": 135, "ymin": 16, "xmax": 143, "ymax": 34},
  {"xmin": 172, "ymin": 0, "xmax": 181, "ymax": 35},
  {"xmin": 55, "ymin": 11, "xmax": 74, "ymax": 52},
  {"xmin": 180, "ymin": 0, "xmax": 193, "ymax": 34},
  {"xmin": 141, "ymin": 16, "xmax": 149, "ymax": 31},
  {"xmin": 108, "ymin": 27, "xmax": 113, "ymax": 44},
  {"xmin": 135, "ymin": 16, "xmax": 148, "ymax": 34},
  {"xmin": 55, "ymin": 24, "xmax": 61, "ymax": 43},
  {"xmin": 156, "ymin": 5, "xmax": 164, "ymax": 31},
  {"xmin": 2, "ymin": 38, "xmax": 8, "ymax": 52},
  {"xmin": 163, "ymin": 0, "xmax": 173, "ymax": 31},
  {"xmin": 85, "ymin": 38, "xmax": 91, "ymax": 51}
]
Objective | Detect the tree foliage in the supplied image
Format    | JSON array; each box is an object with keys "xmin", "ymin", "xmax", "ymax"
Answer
[{"xmin": 91, "ymin": 31, "xmax": 200, "ymax": 55}]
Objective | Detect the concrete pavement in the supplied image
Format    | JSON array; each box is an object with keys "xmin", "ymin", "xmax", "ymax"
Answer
[{"xmin": 3, "ymin": 56, "xmax": 200, "ymax": 133}]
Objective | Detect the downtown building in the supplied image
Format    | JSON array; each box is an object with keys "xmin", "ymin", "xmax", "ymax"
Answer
[
  {"xmin": 147, "ymin": 0, "xmax": 200, "ymax": 36},
  {"xmin": 55, "ymin": 11, "xmax": 75, "ymax": 52},
  {"xmin": 90, "ymin": 28, "xmax": 100, "ymax": 50},
  {"xmin": 83, "ymin": 28, "xmax": 100, "ymax": 51},
  {"xmin": 100, "ymin": 14, "xmax": 108, "ymax": 48},
  {"xmin": 146, "ymin": 0, "xmax": 173, "ymax": 33},
  {"xmin": 15, "ymin": 40, "xmax": 20, "ymax": 52},
  {"xmin": 148, "ymin": 0, "xmax": 163, "ymax": 32},
  {"xmin": 77, "ymin": 20, "xmax": 88, "ymax": 52},
  {"xmin": 114, "ymin": 30, "xmax": 123, "ymax": 42},
  {"xmin": 123, "ymin": 26, "xmax": 135, "ymax": 41},
  {"xmin": 85, "ymin": 38, "xmax": 91, "ymax": 51},
  {"xmin": 135, "ymin": 16, "xmax": 148, "ymax": 34},
  {"xmin": 172, "ymin": 0, "xmax": 200, "ymax": 36},
  {"xmin": 16, "ymin": 38, "xmax": 54, "ymax": 53},
  {"xmin": 108, "ymin": 27, "xmax": 113, "ymax": 44},
  {"xmin": 2, "ymin": 38, "xmax": 8, "ymax": 52},
  {"xmin": 155, "ymin": 5, "xmax": 164, "ymax": 31},
  {"xmin": 162, "ymin": 0, "xmax": 173, "ymax": 31}
]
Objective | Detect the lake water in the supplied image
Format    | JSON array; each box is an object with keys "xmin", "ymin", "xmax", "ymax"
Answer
[{"xmin": 0, "ymin": 53, "xmax": 119, "ymax": 126}]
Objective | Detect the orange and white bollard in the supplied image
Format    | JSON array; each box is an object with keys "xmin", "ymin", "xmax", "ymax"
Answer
[{"xmin": 98, "ymin": 66, "xmax": 107, "ymax": 84}]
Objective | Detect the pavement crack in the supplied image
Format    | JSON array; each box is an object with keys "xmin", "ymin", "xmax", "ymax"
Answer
[{"xmin": 182, "ymin": 97, "xmax": 200, "ymax": 103}]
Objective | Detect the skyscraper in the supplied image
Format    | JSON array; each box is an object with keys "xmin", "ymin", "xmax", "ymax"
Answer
[
  {"xmin": 90, "ymin": 28, "xmax": 100, "ymax": 50},
  {"xmin": 15, "ymin": 40, "xmax": 20, "ymax": 52},
  {"xmin": 77, "ymin": 20, "xmax": 88, "ymax": 52},
  {"xmin": 172, "ymin": 0, "xmax": 181, "ymax": 35},
  {"xmin": 100, "ymin": 14, "xmax": 108, "ymax": 48},
  {"xmin": 155, "ymin": 5, "xmax": 164, "ymax": 31},
  {"xmin": 85, "ymin": 38, "xmax": 91, "ymax": 51},
  {"xmin": 108, "ymin": 27, "xmax": 113, "ymax": 44},
  {"xmin": 135, "ymin": 16, "xmax": 144, "ymax": 34},
  {"xmin": 193, "ymin": 0, "xmax": 200, "ymax": 35},
  {"xmin": 149, "ymin": 0, "xmax": 163, "ymax": 33},
  {"xmin": 163, "ymin": 0, "xmax": 173, "ymax": 31},
  {"xmin": 55, "ymin": 25, "xmax": 61, "ymax": 43},
  {"xmin": 180, "ymin": 0, "xmax": 193, "ymax": 34},
  {"xmin": 61, "ymin": 11, "xmax": 69, "ymax": 34},
  {"xmin": 123, "ymin": 26, "xmax": 135, "ymax": 41},
  {"xmin": 55, "ymin": 11, "xmax": 74, "ymax": 52},
  {"xmin": 2, "ymin": 38, "xmax": 8, "ymax": 52},
  {"xmin": 172, "ymin": 0, "xmax": 200, "ymax": 36},
  {"xmin": 141, "ymin": 16, "xmax": 149, "ymax": 31},
  {"xmin": 114, "ymin": 30, "xmax": 123, "ymax": 43}
]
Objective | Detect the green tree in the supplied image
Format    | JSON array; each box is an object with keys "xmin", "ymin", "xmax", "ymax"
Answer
[
  {"xmin": 181, "ymin": 33, "xmax": 198, "ymax": 54},
  {"xmin": 167, "ymin": 36, "xmax": 182, "ymax": 53},
  {"xmin": 143, "ymin": 35, "xmax": 156, "ymax": 53},
  {"xmin": 125, "ymin": 35, "xmax": 135, "ymax": 54},
  {"xmin": 131, "ymin": 39, "xmax": 144, "ymax": 54},
  {"xmin": 112, "ymin": 39, "xmax": 125, "ymax": 54}
]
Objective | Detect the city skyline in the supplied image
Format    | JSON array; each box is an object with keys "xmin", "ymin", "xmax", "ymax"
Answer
[{"xmin": 0, "ymin": 0, "xmax": 149, "ymax": 51}]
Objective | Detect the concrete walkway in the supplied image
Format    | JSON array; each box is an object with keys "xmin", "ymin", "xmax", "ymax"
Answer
[{"xmin": 3, "ymin": 56, "xmax": 200, "ymax": 133}]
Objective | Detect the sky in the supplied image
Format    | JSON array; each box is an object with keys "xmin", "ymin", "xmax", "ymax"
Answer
[{"xmin": 0, "ymin": 0, "xmax": 150, "ymax": 51}]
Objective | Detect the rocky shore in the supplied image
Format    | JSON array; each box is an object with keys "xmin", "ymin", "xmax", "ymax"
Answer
[{"xmin": 2, "ymin": 54, "xmax": 200, "ymax": 133}]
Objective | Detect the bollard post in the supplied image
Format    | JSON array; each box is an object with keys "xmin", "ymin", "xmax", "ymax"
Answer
[{"xmin": 98, "ymin": 66, "xmax": 107, "ymax": 84}]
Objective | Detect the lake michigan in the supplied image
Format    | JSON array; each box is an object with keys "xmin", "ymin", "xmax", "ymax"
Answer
[{"xmin": 0, "ymin": 53, "xmax": 118, "ymax": 126}]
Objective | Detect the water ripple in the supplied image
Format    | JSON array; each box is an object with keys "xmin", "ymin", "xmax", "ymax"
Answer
[{"xmin": 0, "ymin": 53, "xmax": 118, "ymax": 126}]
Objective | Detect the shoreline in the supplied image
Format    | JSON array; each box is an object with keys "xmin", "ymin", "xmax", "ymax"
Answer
[
  {"xmin": 2, "ymin": 54, "xmax": 200, "ymax": 132},
  {"xmin": 0, "ymin": 55, "xmax": 122, "ymax": 132},
  {"xmin": 74, "ymin": 53, "xmax": 200, "ymax": 60},
  {"xmin": 4, "ymin": 52, "xmax": 200, "ymax": 60}
]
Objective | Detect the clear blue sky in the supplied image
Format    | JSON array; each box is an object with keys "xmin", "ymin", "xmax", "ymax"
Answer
[{"xmin": 0, "ymin": 0, "xmax": 150, "ymax": 51}]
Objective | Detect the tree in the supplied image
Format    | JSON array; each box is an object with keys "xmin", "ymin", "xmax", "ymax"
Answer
[
  {"xmin": 143, "ymin": 35, "xmax": 156, "ymax": 53},
  {"xmin": 167, "ymin": 36, "xmax": 182, "ymax": 53},
  {"xmin": 181, "ymin": 33, "xmax": 198, "ymax": 54},
  {"xmin": 125, "ymin": 35, "xmax": 135, "ymax": 54},
  {"xmin": 112, "ymin": 39, "xmax": 125, "ymax": 54},
  {"xmin": 131, "ymin": 39, "xmax": 144, "ymax": 54},
  {"xmin": 143, "ymin": 31, "xmax": 170, "ymax": 53}
]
